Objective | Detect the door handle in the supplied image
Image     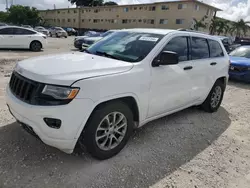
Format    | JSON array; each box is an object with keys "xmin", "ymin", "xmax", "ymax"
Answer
[
  {"xmin": 210, "ymin": 62, "xmax": 217, "ymax": 66},
  {"xmin": 183, "ymin": 66, "xmax": 193, "ymax": 70}
]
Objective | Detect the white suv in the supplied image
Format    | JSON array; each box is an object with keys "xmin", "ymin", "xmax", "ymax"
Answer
[{"xmin": 6, "ymin": 29, "xmax": 229, "ymax": 160}]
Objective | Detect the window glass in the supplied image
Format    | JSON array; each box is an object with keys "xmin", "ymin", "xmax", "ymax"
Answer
[
  {"xmin": 191, "ymin": 37, "xmax": 209, "ymax": 60},
  {"xmin": 12, "ymin": 28, "xmax": 36, "ymax": 35},
  {"xmin": 87, "ymin": 32, "xmax": 164, "ymax": 63},
  {"xmin": 176, "ymin": 19, "xmax": 184, "ymax": 24},
  {"xmin": 163, "ymin": 36, "xmax": 188, "ymax": 62},
  {"xmin": 160, "ymin": 19, "xmax": 168, "ymax": 24},
  {"xmin": 0, "ymin": 28, "xmax": 13, "ymax": 35},
  {"xmin": 208, "ymin": 40, "xmax": 224, "ymax": 57}
]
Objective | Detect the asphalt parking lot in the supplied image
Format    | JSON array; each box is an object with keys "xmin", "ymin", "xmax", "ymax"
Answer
[{"xmin": 0, "ymin": 37, "xmax": 250, "ymax": 188}]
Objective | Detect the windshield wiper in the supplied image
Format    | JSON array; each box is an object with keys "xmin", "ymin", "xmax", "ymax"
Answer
[{"xmin": 95, "ymin": 51, "xmax": 120, "ymax": 60}]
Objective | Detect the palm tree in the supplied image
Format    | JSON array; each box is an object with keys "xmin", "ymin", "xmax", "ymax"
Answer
[
  {"xmin": 231, "ymin": 19, "xmax": 250, "ymax": 37},
  {"xmin": 209, "ymin": 17, "xmax": 220, "ymax": 35},
  {"xmin": 193, "ymin": 15, "xmax": 208, "ymax": 31}
]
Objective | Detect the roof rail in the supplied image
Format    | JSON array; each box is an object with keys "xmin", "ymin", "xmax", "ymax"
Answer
[{"xmin": 177, "ymin": 28, "xmax": 208, "ymax": 34}]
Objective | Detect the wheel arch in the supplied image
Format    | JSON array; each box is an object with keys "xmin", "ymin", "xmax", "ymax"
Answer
[
  {"xmin": 30, "ymin": 40, "xmax": 43, "ymax": 49},
  {"xmin": 216, "ymin": 76, "xmax": 227, "ymax": 91},
  {"xmin": 75, "ymin": 95, "xmax": 140, "ymax": 142}
]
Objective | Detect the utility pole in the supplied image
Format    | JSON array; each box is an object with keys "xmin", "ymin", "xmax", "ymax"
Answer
[{"xmin": 6, "ymin": 0, "xmax": 8, "ymax": 10}]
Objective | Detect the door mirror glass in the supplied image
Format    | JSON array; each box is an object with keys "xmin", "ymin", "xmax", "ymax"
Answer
[{"xmin": 155, "ymin": 51, "xmax": 179, "ymax": 66}]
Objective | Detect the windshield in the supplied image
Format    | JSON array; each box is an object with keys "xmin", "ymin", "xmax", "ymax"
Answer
[
  {"xmin": 229, "ymin": 47, "xmax": 250, "ymax": 58},
  {"xmin": 86, "ymin": 31, "xmax": 164, "ymax": 63},
  {"xmin": 100, "ymin": 31, "xmax": 114, "ymax": 37}
]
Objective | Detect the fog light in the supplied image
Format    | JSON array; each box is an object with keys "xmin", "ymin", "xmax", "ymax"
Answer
[{"xmin": 44, "ymin": 118, "xmax": 61, "ymax": 129}]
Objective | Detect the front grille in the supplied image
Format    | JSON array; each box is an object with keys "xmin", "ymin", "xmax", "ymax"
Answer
[{"xmin": 9, "ymin": 72, "xmax": 40, "ymax": 104}]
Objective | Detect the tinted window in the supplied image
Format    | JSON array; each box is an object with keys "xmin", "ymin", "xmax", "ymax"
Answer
[
  {"xmin": 12, "ymin": 28, "xmax": 36, "ymax": 35},
  {"xmin": 208, "ymin": 40, "xmax": 224, "ymax": 57},
  {"xmin": 163, "ymin": 36, "xmax": 188, "ymax": 61},
  {"xmin": 0, "ymin": 28, "xmax": 13, "ymax": 35},
  {"xmin": 191, "ymin": 37, "xmax": 209, "ymax": 60}
]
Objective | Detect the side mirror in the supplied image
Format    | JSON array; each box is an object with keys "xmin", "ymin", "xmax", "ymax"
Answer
[{"xmin": 152, "ymin": 51, "xmax": 179, "ymax": 67}]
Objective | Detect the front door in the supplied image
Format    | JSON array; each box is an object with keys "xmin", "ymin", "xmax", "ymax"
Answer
[{"xmin": 147, "ymin": 35, "xmax": 195, "ymax": 118}]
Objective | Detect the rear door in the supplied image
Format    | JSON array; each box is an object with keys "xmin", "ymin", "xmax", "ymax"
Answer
[{"xmin": 0, "ymin": 28, "xmax": 14, "ymax": 48}]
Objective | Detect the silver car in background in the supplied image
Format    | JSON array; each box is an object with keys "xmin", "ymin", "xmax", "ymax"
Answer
[
  {"xmin": 34, "ymin": 26, "xmax": 49, "ymax": 36},
  {"xmin": 49, "ymin": 27, "xmax": 68, "ymax": 38}
]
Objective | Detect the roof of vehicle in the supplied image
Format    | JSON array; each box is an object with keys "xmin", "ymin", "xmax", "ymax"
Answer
[{"xmin": 118, "ymin": 28, "xmax": 220, "ymax": 41}]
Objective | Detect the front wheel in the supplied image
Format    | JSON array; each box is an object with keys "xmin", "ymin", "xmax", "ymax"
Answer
[
  {"xmin": 30, "ymin": 41, "xmax": 42, "ymax": 52},
  {"xmin": 201, "ymin": 80, "xmax": 224, "ymax": 113},
  {"xmin": 79, "ymin": 101, "xmax": 134, "ymax": 160}
]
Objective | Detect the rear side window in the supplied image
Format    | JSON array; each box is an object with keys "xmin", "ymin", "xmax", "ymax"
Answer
[
  {"xmin": 163, "ymin": 36, "xmax": 188, "ymax": 61},
  {"xmin": 208, "ymin": 39, "xmax": 224, "ymax": 57},
  {"xmin": 191, "ymin": 37, "xmax": 209, "ymax": 60},
  {"xmin": 0, "ymin": 28, "xmax": 13, "ymax": 35},
  {"xmin": 12, "ymin": 28, "xmax": 36, "ymax": 35}
]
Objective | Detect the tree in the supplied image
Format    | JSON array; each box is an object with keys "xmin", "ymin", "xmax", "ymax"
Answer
[
  {"xmin": 69, "ymin": 0, "xmax": 104, "ymax": 6},
  {"xmin": 231, "ymin": 19, "xmax": 250, "ymax": 37},
  {"xmin": 0, "ymin": 11, "xmax": 9, "ymax": 22},
  {"xmin": 193, "ymin": 15, "xmax": 208, "ymax": 31},
  {"xmin": 6, "ymin": 5, "xmax": 41, "ymax": 26},
  {"xmin": 103, "ymin": 1, "xmax": 118, "ymax": 5},
  {"xmin": 209, "ymin": 17, "xmax": 219, "ymax": 35}
]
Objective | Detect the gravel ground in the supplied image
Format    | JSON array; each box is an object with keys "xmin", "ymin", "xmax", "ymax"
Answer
[{"xmin": 0, "ymin": 39, "xmax": 250, "ymax": 188}]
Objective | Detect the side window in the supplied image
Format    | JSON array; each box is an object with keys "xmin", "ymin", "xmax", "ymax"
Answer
[
  {"xmin": 163, "ymin": 36, "xmax": 189, "ymax": 62},
  {"xmin": 191, "ymin": 37, "xmax": 209, "ymax": 60},
  {"xmin": 208, "ymin": 39, "xmax": 224, "ymax": 57},
  {"xmin": 12, "ymin": 28, "xmax": 36, "ymax": 35},
  {"xmin": 0, "ymin": 28, "xmax": 13, "ymax": 35}
]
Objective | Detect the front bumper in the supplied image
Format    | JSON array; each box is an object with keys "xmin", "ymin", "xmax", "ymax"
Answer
[
  {"xmin": 229, "ymin": 71, "xmax": 250, "ymax": 82},
  {"xmin": 6, "ymin": 86, "xmax": 94, "ymax": 153}
]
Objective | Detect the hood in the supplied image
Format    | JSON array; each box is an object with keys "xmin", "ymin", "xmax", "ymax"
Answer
[
  {"xmin": 15, "ymin": 52, "xmax": 133, "ymax": 86},
  {"xmin": 230, "ymin": 56, "xmax": 250, "ymax": 66},
  {"xmin": 85, "ymin": 36, "xmax": 103, "ymax": 42}
]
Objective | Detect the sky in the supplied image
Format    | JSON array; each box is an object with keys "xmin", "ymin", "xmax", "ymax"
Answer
[{"xmin": 0, "ymin": 0, "xmax": 249, "ymax": 22}]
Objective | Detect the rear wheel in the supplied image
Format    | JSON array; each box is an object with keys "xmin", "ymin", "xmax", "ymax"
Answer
[
  {"xmin": 79, "ymin": 101, "xmax": 134, "ymax": 160},
  {"xmin": 30, "ymin": 41, "xmax": 42, "ymax": 52},
  {"xmin": 201, "ymin": 80, "xmax": 224, "ymax": 113}
]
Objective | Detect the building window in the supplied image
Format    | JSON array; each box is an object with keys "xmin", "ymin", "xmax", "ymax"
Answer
[
  {"xmin": 101, "ymin": 19, "xmax": 103, "ymax": 22},
  {"xmin": 161, "ymin": 5, "xmax": 169, "ymax": 10},
  {"xmin": 73, "ymin": 19, "xmax": 76, "ymax": 23},
  {"xmin": 134, "ymin": 7, "xmax": 137, "ymax": 10},
  {"xmin": 194, "ymin": 4, "xmax": 199, "ymax": 11},
  {"xmin": 122, "ymin": 19, "xmax": 128, "ymax": 24},
  {"xmin": 159, "ymin": 19, "xmax": 168, "ymax": 24},
  {"xmin": 74, "ymin": 10, "xmax": 77, "ymax": 13},
  {"xmin": 139, "ymin": 7, "xmax": 143, "ymax": 10},
  {"xmin": 82, "ymin": 10, "xmax": 84, "ymax": 13},
  {"xmin": 82, "ymin": 19, "xmax": 84, "ymax": 22},
  {"xmin": 68, "ymin": 19, "xmax": 71, "ymax": 22},
  {"xmin": 114, "ymin": 19, "xmax": 117, "ymax": 23},
  {"xmin": 93, "ymin": 19, "xmax": 100, "ymax": 23},
  {"xmin": 57, "ymin": 11, "xmax": 60, "ymax": 13},
  {"xmin": 143, "ymin": 19, "xmax": 147, "ymax": 23},
  {"xmin": 138, "ymin": 19, "xmax": 142, "ymax": 22},
  {"xmin": 178, "ymin": 4, "xmax": 187, "ymax": 9},
  {"xmin": 124, "ymin": 7, "xmax": 129, "ymax": 12},
  {"xmin": 68, "ymin": 10, "xmax": 70, "ymax": 13},
  {"xmin": 149, "ymin": 6, "xmax": 156, "ymax": 11},
  {"xmin": 176, "ymin": 19, "xmax": 184, "ymax": 24},
  {"xmin": 54, "ymin": 19, "xmax": 56, "ymax": 22},
  {"xmin": 144, "ymin": 7, "xmax": 147, "ymax": 10},
  {"xmin": 89, "ymin": 19, "xmax": 91, "ymax": 22},
  {"xmin": 57, "ymin": 19, "xmax": 60, "ymax": 22},
  {"xmin": 211, "ymin": 10, "xmax": 215, "ymax": 16},
  {"xmin": 147, "ymin": 19, "xmax": 154, "ymax": 24},
  {"xmin": 133, "ymin": 19, "xmax": 136, "ymax": 22},
  {"xmin": 62, "ymin": 19, "xmax": 65, "ymax": 22},
  {"xmin": 94, "ymin": 9, "xmax": 98, "ymax": 13}
]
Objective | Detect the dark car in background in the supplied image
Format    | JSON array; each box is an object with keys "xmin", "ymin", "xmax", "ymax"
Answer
[
  {"xmin": 235, "ymin": 37, "xmax": 250, "ymax": 46},
  {"xmin": 216, "ymin": 36, "xmax": 241, "ymax": 53},
  {"xmin": 74, "ymin": 31, "xmax": 102, "ymax": 49},
  {"xmin": 65, "ymin": 28, "xmax": 77, "ymax": 36},
  {"xmin": 229, "ymin": 46, "xmax": 250, "ymax": 82}
]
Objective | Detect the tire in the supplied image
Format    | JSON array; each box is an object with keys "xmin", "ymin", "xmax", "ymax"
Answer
[
  {"xmin": 30, "ymin": 41, "xmax": 42, "ymax": 52},
  {"xmin": 201, "ymin": 80, "xmax": 224, "ymax": 113},
  {"xmin": 56, "ymin": 33, "xmax": 59, "ymax": 38},
  {"xmin": 79, "ymin": 101, "xmax": 134, "ymax": 160},
  {"xmin": 64, "ymin": 36, "xmax": 67, "ymax": 38}
]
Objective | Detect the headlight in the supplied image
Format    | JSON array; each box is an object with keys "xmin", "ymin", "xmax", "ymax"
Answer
[{"xmin": 42, "ymin": 85, "xmax": 79, "ymax": 100}]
